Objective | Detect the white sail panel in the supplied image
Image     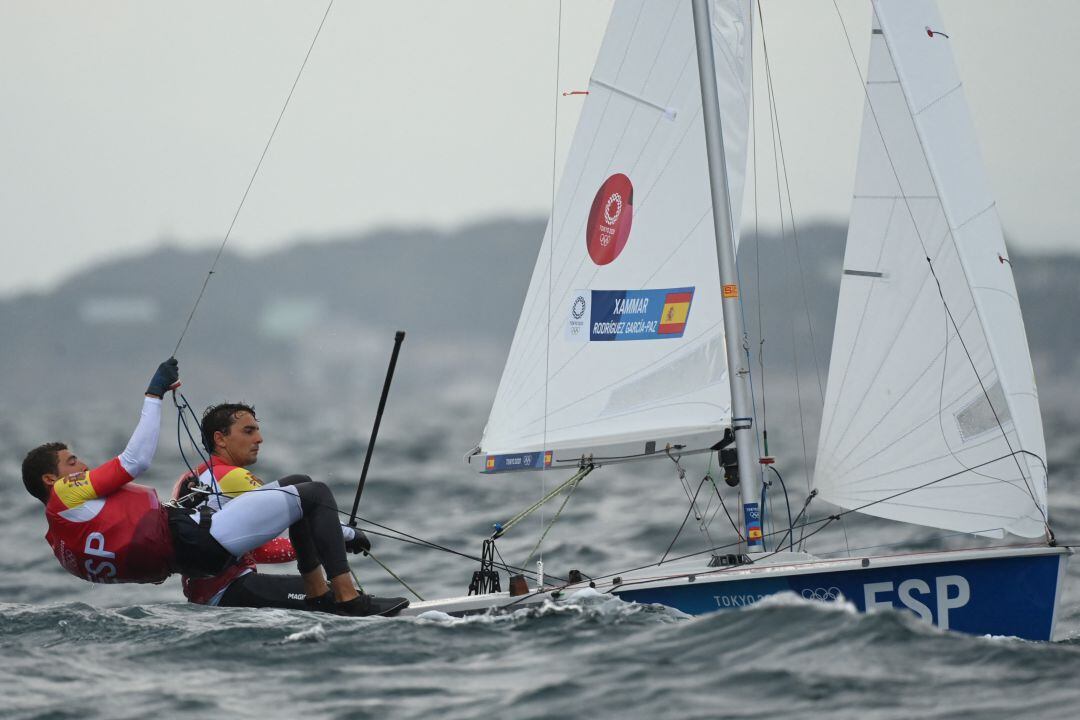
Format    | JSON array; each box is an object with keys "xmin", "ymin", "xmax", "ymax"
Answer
[
  {"xmin": 813, "ymin": 2, "xmax": 1047, "ymax": 537},
  {"xmin": 477, "ymin": 0, "xmax": 753, "ymax": 472}
]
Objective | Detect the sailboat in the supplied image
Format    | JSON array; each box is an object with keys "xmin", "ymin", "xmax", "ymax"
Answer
[{"xmin": 397, "ymin": 0, "xmax": 1069, "ymax": 641}]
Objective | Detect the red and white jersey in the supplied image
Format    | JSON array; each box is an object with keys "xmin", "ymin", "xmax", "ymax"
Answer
[
  {"xmin": 173, "ymin": 464, "xmax": 297, "ymax": 605},
  {"xmin": 194, "ymin": 459, "xmax": 264, "ymax": 510},
  {"xmin": 45, "ymin": 457, "xmax": 173, "ymax": 584}
]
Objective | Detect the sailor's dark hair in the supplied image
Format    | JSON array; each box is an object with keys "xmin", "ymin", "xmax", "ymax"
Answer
[
  {"xmin": 22, "ymin": 442, "xmax": 67, "ymax": 504},
  {"xmin": 200, "ymin": 403, "xmax": 258, "ymax": 454}
]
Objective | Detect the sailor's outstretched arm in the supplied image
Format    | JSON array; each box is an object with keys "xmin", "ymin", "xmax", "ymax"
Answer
[
  {"xmin": 54, "ymin": 359, "xmax": 179, "ymax": 506},
  {"xmin": 118, "ymin": 357, "xmax": 179, "ymax": 478},
  {"xmin": 118, "ymin": 396, "xmax": 163, "ymax": 478}
]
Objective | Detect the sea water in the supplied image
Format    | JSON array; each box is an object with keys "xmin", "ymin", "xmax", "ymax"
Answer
[{"xmin": 3, "ymin": 395, "xmax": 1080, "ymax": 720}]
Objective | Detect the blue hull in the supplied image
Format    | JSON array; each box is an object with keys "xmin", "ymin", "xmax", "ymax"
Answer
[{"xmin": 614, "ymin": 549, "xmax": 1068, "ymax": 641}]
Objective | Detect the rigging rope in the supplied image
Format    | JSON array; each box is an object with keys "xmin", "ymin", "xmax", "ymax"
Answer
[
  {"xmin": 708, "ymin": 473, "xmax": 744, "ymax": 542},
  {"xmin": 172, "ymin": 391, "xmax": 210, "ymax": 484},
  {"xmin": 594, "ymin": 446, "xmax": 1044, "ymax": 591},
  {"xmin": 659, "ymin": 475, "xmax": 710, "ymax": 565},
  {"xmin": 524, "ymin": 468, "xmax": 584, "ymax": 568},
  {"xmin": 667, "ymin": 449, "xmax": 715, "ymax": 550},
  {"xmin": 726, "ymin": 1, "xmax": 816, "ymax": 519},
  {"xmin": 492, "ymin": 465, "xmax": 593, "ymax": 540},
  {"xmin": 366, "ymin": 551, "xmax": 425, "ymax": 602},
  {"xmin": 750, "ymin": 0, "xmax": 766, "ymax": 456},
  {"xmin": 765, "ymin": 464, "xmax": 795, "ymax": 551},
  {"xmin": 172, "ymin": 0, "xmax": 335, "ymax": 356},
  {"xmin": 754, "ymin": 0, "xmax": 820, "ymax": 547},
  {"xmin": 538, "ymin": 0, "xmax": 564, "ymax": 580},
  {"xmin": 755, "ymin": 1, "xmax": 826, "ymax": 404}
]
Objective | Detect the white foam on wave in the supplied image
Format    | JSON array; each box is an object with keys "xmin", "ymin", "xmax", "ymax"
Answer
[
  {"xmin": 409, "ymin": 589, "xmax": 683, "ymax": 627},
  {"xmin": 415, "ymin": 610, "xmax": 459, "ymax": 623},
  {"xmin": 533, "ymin": 591, "xmax": 637, "ymax": 618},
  {"xmin": 280, "ymin": 623, "xmax": 327, "ymax": 644},
  {"xmin": 412, "ymin": 608, "xmax": 503, "ymax": 627},
  {"xmin": 565, "ymin": 587, "xmax": 605, "ymax": 602},
  {"xmin": 748, "ymin": 590, "xmax": 860, "ymax": 615}
]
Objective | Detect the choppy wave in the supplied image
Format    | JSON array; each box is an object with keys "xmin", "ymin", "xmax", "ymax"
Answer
[
  {"xmin": 5, "ymin": 403, "xmax": 1080, "ymax": 720},
  {"xmin": 4, "ymin": 594, "xmax": 1080, "ymax": 720}
]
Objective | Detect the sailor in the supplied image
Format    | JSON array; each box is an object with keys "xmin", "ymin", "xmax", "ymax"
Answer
[
  {"xmin": 20, "ymin": 359, "xmax": 407, "ymax": 617},
  {"xmin": 173, "ymin": 402, "xmax": 392, "ymax": 613}
]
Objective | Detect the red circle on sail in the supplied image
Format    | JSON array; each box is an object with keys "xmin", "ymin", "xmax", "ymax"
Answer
[{"xmin": 586, "ymin": 173, "xmax": 633, "ymax": 265}]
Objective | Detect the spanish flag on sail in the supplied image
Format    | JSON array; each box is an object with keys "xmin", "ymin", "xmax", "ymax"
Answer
[{"xmin": 658, "ymin": 291, "xmax": 693, "ymax": 335}]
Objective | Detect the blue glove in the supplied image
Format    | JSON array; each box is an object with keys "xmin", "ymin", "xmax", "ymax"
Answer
[{"xmin": 146, "ymin": 358, "xmax": 179, "ymax": 397}]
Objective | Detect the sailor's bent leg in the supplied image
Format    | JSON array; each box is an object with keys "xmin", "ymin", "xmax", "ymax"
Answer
[
  {"xmin": 272, "ymin": 474, "xmax": 323, "ymax": 575},
  {"xmin": 277, "ymin": 474, "xmax": 359, "ymax": 546},
  {"xmin": 208, "ymin": 481, "xmax": 303, "ymax": 556},
  {"xmin": 291, "ymin": 481, "xmax": 350, "ymax": 579},
  {"xmin": 278, "ymin": 474, "xmax": 312, "ymax": 487}
]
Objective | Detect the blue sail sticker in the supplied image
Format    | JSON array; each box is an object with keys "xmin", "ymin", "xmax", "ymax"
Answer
[
  {"xmin": 567, "ymin": 287, "xmax": 695, "ymax": 341},
  {"xmin": 484, "ymin": 451, "xmax": 553, "ymax": 474}
]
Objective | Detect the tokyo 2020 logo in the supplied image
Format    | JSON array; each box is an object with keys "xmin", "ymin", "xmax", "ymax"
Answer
[{"xmin": 586, "ymin": 173, "xmax": 633, "ymax": 265}]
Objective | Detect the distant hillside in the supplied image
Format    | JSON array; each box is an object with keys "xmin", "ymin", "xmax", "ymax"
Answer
[
  {"xmin": 1, "ymin": 217, "xmax": 1075, "ymax": 413},
  {"xmin": 0, "ymin": 219, "xmax": 542, "ymax": 406}
]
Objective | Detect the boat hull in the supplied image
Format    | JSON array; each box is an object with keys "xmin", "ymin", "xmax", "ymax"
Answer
[
  {"xmin": 616, "ymin": 546, "xmax": 1070, "ymax": 641},
  {"xmin": 403, "ymin": 546, "xmax": 1070, "ymax": 641}
]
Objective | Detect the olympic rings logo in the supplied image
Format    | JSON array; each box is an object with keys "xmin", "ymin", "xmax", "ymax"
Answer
[{"xmin": 801, "ymin": 587, "xmax": 842, "ymax": 602}]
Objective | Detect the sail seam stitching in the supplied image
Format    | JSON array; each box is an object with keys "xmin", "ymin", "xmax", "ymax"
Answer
[
  {"xmin": 912, "ymin": 81, "xmax": 963, "ymax": 117},
  {"xmin": 816, "ymin": 197, "xmax": 898, "ymax": 455},
  {"xmin": 826, "ymin": 223, "xmax": 969, "ymax": 475},
  {"xmin": 949, "ymin": 201, "xmax": 996, "ymax": 234}
]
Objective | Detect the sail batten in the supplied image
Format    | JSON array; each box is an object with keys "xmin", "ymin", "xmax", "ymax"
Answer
[{"xmin": 814, "ymin": 0, "xmax": 1047, "ymax": 538}]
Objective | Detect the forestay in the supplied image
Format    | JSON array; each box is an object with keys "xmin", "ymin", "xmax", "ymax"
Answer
[
  {"xmin": 477, "ymin": 0, "xmax": 754, "ymax": 472},
  {"xmin": 814, "ymin": 0, "xmax": 1047, "ymax": 538}
]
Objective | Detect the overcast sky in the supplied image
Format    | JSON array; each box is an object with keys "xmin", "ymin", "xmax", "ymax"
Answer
[{"xmin": 1, "ymin": 1, "xmax": 1077, "ymax": 298}]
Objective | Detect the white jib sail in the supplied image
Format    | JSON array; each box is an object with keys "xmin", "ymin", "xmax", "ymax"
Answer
[
  {"xmin": 477, "ymin": 0, "xmax": 753, "ymax": 472},
  {"xmin": 813, "ymin": 0, "xmax": 1047, "ymax": 538}
]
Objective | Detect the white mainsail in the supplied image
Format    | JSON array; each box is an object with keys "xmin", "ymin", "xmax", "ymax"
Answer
[
  {"xmin": 478, "ymin": 0, "xmax": 753, "ymax": 472},
  {"xmin": 814, "ymin": 0, "xmax": 1047, "ymax": 538}
]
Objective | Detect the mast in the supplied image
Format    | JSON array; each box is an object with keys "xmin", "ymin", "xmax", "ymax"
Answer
[{"xmin": 691, "ymin": 0, "xmax": 763, "ymax": 552}]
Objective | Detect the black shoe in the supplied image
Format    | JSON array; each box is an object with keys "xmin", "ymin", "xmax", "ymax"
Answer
[
  {"xmin": 304, "ymin": 591, "xmax": 336, "ymax": 613},
  {"xmin": 335, "ymin": 593, "xmax": 409, "ymax": 617},
  {"xmin": 344, "ymin": 527, "xmax": 371, "ymax": 554}
]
